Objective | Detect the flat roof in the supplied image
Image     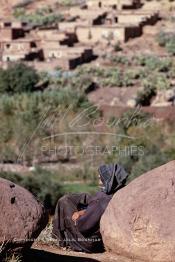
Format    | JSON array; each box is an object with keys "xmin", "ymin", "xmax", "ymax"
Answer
[
  {"xmin": 0, "ymin": 38, "xmax": 40, "ymax": 43},
  {"xmin": 76, "ymin": 23, "xmax": 140, "ymax": 29}
]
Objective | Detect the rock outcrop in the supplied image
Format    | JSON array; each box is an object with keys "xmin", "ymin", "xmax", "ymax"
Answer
[
  {"xmin": 151, "ymin": 89, "xmax": 175, "ymax": 107},
  {"xmin": 100, "ymin": 161, "xmax": 175, "ymax": 262},
  {"xmin": 0, "ymin": 178, "xmax": 48, "ymax": 255}
]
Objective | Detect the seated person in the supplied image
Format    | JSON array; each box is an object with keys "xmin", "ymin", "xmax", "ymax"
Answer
[{"xmin": 52, "ymin": 163, "xmax": 128, "ymax": 253}]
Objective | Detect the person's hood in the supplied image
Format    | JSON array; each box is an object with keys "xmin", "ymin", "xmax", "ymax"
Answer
[{"xmin": 98, "ymin": 163, "xmax": 128, "ymax": 195}]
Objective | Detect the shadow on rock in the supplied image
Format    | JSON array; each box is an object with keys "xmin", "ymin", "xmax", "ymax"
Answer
[{"xmin": 24, "ymin": 248, "xmax": 99, "ymax": 262}]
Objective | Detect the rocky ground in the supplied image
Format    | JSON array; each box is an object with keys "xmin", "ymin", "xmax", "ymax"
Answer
[
  {"xmin": 19, "ymin": 218, "xmax": 134, "ymax": 262},
  {"xmin": 30, "ymin": 244, "xmax": 131, "ymax": 262}
]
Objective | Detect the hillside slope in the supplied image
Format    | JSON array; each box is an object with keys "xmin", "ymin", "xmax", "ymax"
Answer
[{"xmin": 0, "ymin": 0, "xmax": 57, "ymax": 18}]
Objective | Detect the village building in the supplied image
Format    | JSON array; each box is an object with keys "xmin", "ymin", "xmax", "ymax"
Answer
[
  {"xmin": 0, "ymin": 39, "xmax": 42, "ymax": 62},
  {"xmin": 54, "ymin": 46, "xmax": 94, "ymax": 70},
  {"xmin": 0, "ymin": 21, "xmax": 42, "ymax": 62},
  {"xmin": 0, "ymin": 21, "xmax": 26, "ymax": 41},
  {"xmin": 75, "ymin": 24, "xmax": 142, "ymax": 44},
  {"xmin": 0, "ymin": 0, "xmax": 160, "ymax": 70},
  {"xmin": 67, "ymin": 8, "xmax": 108, "ymax": 25},
  {"xmin": 29, "ymin": 45, "xmax": 94, "ymax": 71},
  {"xmin": 115, "ymin": 10, "xmax": 159, "ymax": 26},
  {"xmin": 87, "ymin": 0, "xmax": 142, "ymax": 10},
  {"xmin": 59, "ymin": 4, "xmax": 160, "ymax": 45},
  {"xmin": 58, "ymin": 21, "xmax": 89, "ymax": 33}
]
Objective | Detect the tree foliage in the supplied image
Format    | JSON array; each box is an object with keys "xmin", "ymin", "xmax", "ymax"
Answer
[
  {"xmin": 0, "ymin": 63, "xmax": 39, "ymax": 94},
  {"xmin": 0, "ymin": 168, "xmax": 62, "ymax": 211}
]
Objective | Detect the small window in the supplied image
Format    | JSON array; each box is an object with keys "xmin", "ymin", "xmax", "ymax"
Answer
[
  {"xmin": 30, "ymin": 42, "xmax": 37, "ymax": 48},
  {"xmin": 4, "ymin": 22, "xmax": 11, "ymax": 27},
  {"xmin": 6, "ymin": 44, "xmax": 10, "ymax": 49},
  {"xmin": 22, "ymin": 22, "xmax": 27, "ymax": 27},
  {"xmin": 49, "ymin": 53, "xmax": 56, "ymax": 59}
]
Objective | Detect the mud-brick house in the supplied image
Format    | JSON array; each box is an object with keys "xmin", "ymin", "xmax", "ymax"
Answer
[
  {"xmin": 116, "ymin": 11, "xmax": 160, "ymax": 26},
  {"xmin": 0, "ymin": 21, "xmax": 42, "ymax": 62},
  {"xmin": 76, "ymin": 23, "xmax": 142, "ymax": 44},
  {"xmin": 0, "ymin": 21, "xmax": 26, "ymax": 41},
  {"xmin": 54, "ymin": 46, "xmax": 94, "ymax": 70},
  {"xmin": 58, "ymin": 21, "xmax": 89, "ymax": 33},
  {"xmin": 0, "ymin": 39, "xmax": 43, "ymax": 62},
  {"xmin": 115, "ymin": 11, "xmax": 150, "ymax": 24},
  {"xmin": 87, "ymin": 0, "xmax": 141, "ymax": 10},
  {"xmin": 37, "ymin": 29, "xmax": 78, "ymax": 60},
  {"xmin": 30, "ymin": 46, "xmax": 94, "ymax": 70},
  {"xmin": 67, "ymin": 8, "xmax": 108, "ymax": 25},
  {"xmin": 41, "ymin": 40, "xmax": 62, "ymax": 60},
  {"xmin": 37, "ymin": 27, "xmax": 77, "ymax": 45},
  {"xmin": 120, "ymin": 0, "xmax": 142, "ymax": 9},
  {"xmin": 81, "ymin": 11, "xmax": 108, "ymax": 25}
]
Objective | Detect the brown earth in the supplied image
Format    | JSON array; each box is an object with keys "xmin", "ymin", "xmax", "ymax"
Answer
[
  {"xmin": 30, "ymin": 243, "xmax": 138, "ymax": 262},
  {"xmin": 88, "ymin": 87, "xmax": 140, "ymax": 107},
  {"xmin": 100, "ymin": 105, "xmax": 175, "ymax": 122}
]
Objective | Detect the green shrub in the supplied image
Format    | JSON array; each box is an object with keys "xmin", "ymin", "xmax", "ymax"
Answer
[
  {"xmin": 128, "ymin": 151, "xmax": 170, "ymax": 182},
  {"xmin": 136, "ymin": 83, "xmax": 156, "ymax": 106},
  {"xmin": 14, "ymin": 0, "xmax": 34, "ymax": 8},
  {"xmin": 111, "ymin": 55, "xmax": 129, "ymax": 65},
  {"xmin": 166, "ymin": 37, "xmax": 175, "ymax": 55},
  {"xmin": 134, "ymin": 55, "xmax": 172, "ymax": 72},
  {"xmin": 106, "ymin": 108, "xmax": 175, "ymax": 184},
  {"xmin": 113, "ymin": 42, "xmax": 122, "ymax": 52},
  {"xmin": 157, "ymin": 32, "xmax": 175, "ymax": 55},
  {"xmin": 138, "ymin": 55, "xmax": 159, "ymax": 69},
  {"xmin": 0, "ymin": 88, "xmax": 98, "ymax": 163},
  {"xmin": 0, "ymin": 63, "xmax": 39, "ymax": 94},
  {"xmin": 136, "ymin": 72, "xmax": 171, "ymax": 106},
  {"xmin": 13, "ymin": 7, "xmax": 25, "ymax": 18},
  {"xmin": 123, "ymin": 69, "xmax": 140, "ymax": 86},
  {"xmin": 153, "ymin": 74, "xmax": 171, "ymax": 90},
  {"xmin": 62, "ymin": 183, "xmax": 98, "ymax": 195},
  {"xmin": 102, "ymin": 68, "xmax": 123, "ymax": 87},
  {"xmin": 158, "ymin": 58, "xmax": 172, "ymax": 72},
  {"xmin": 0, "ymin": 168, "xmax": 62, "ymax": 210},
  {"xmin": 14, "ymin": 7, "xmax": 63, "ymax": 26},
  {"xmin": 156, "ymin": 31, "xmax": 170, "ymax": 47},
  {"xmin": 56, "ymin": 0, "xmax": 74, "ymax": 6}
]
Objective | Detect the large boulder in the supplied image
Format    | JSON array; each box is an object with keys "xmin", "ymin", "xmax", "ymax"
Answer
[
  {"xmin": 0, "ymin": 178, "xmax": 48, "ymax": 255},
  {"xmin": 100, "ymin": 161, "xmax": 175, "ymax": 262}
]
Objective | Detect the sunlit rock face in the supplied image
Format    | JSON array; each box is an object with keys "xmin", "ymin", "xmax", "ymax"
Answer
[{"xmin": 101, "ymin": 161, "xmax": 175, "ymax": 262}]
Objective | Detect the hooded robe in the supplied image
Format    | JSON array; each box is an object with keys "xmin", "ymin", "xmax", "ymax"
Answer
[{"xmin": 52, "ymin": 163, "xmax": 128, "ymax": 253}]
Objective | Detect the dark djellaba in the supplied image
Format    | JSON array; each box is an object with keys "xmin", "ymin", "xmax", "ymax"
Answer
[{"xmin": 52, "ymin": 163, "xmax": 128, "ymax": 253}]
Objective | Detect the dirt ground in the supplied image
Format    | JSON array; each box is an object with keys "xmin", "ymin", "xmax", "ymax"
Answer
[{"xmin": 28, "ymin": 243, "xmax": 137, "ymax": 262}]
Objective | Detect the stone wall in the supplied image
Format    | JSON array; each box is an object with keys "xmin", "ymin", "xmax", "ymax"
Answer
[
  {"xmin": 76, "ymin": 25, "xmax": 126, "ymax": 43},
  {"xmin": 125, "ymin": 24, "xmax": 142, "ymax": 41},
  {"xmin": 87, "ymin": 0, "xmax": 141, "ymax": 10},
  {"xmin": 1, "ymin": 41, "xmax": 31, "ymax": 61},
  {"xmin": 0, "ymin": 27, "xmax": 25, "ymax": 41}
]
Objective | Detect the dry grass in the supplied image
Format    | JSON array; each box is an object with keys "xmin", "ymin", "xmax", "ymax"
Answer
[
  {"xmin": 36, "ymin": 221, "xmax": 59, "ymax": 246},
  {"xmin": 0, "ymin": 240, "xmax": 6, "ymax": 256},
  {"xmin": 0, "ymin": 240, "xmax": 22, "ymax": 262},
  {"xmin": 0, "ymin": 243, "xmax": 4, "ymax": 254},
  {"xmin": 4, "ymin": 254, "xmax": 22, "ymax": 262}
]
